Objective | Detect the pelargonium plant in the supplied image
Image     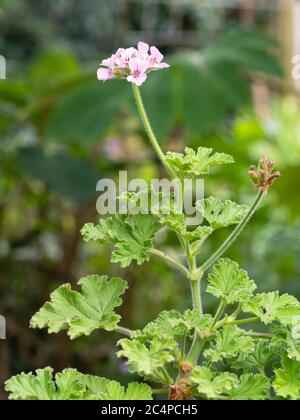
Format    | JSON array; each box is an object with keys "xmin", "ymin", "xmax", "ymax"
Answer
[{"xmin": 5, "ymin": 42, "xmax": 300, "ymax": 401}]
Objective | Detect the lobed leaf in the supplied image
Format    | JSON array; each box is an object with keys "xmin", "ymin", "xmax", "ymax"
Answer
[
  {"xmin": 78, "ymin": 375, "xmax": 152, "ymax": 400},
  {"xmin": 204, "ymin": 326, "xmax": 255, "ymax": 362},
  {"xmin": 5, "ymin": 368, "xmax": 152, "ymax": 401},
  {"xmin": 132, "ymin": 310, "xmax": 185, "ymax": 342},
  {"xmin": 117, "ymin": 337, "xmax": 177, "ymax": 376},
  {"xmin": 5, "ymin": 368, "xmax": 81, "ymax": 400},
  {"xmin": 196, "ymin": 197, "xmax": 249, "ymax": 230},
  {"xmin": 207, "ymin": 258, "xmax": 257, "ymax": 304},
  {"xmin": 30, "ymin": 275, "xmax": 127, "ymax": 339},
  {"xmin": 242, "ymin": 292, "xmax": 300, "ymax": 325},
  {"xmin": 81, "ymin": 214, "xmax": 161, "ymax": 268},
  {"xmin": 225, "ymin": 374, "xmax": 269, "ymax": 400},
  {"xmin": 231, "ymin": 339, "xmax": 273, "ymax": 372},
  {"xmin": 165, "ymin": 147, "xmax": 234, "ymax": 178},
  {"xmin": 273, "ymin": 358, "xmax": 300, "ymax": 400},
  {"xmin": 190, "ymin": 367, "xmax": 238, "ymax": 400}
]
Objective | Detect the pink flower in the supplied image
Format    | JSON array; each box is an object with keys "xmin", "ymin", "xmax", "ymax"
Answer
[
  {"xmin": 97, "ymin": 42, "xmax": 169, "ymax": 86},
  {"xmin": 97, "ymin": 67, "xmax": 114, "ymax": 81},
  {"xmin": 149, "ymin": 46, "xmax": 170, "ymax": 69},
  {"xmin": 127, "ymin": 57, "xmax": 148, "ymax": 86}
]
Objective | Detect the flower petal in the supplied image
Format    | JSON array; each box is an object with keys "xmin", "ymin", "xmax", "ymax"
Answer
[
  {"xmin": 97, "ymin": 67, "xmax": 113, "ymax": 81},
  {"xmin": 138, "ymin": 41, "xmax": 150, "ymax": 56}
]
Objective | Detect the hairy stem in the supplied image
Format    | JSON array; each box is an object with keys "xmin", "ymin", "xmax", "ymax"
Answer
[
  {"xmin": 148, "ymin": 248, "xmax": 190, "ymax": 279},
  {"xmin": 190, "ymin": 280, "xmax": 203, "ymax": 314},
  {"xmin": 199, "ymin": 189, "xmax": 265, "ymax": 274},
  {"xmin": 132, "ymin": 84, "xmax": 177, "ymax": 178}
]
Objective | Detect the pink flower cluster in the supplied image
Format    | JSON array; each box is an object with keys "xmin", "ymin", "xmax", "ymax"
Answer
[{"xmin": 97, "ymin": 42, "xmax": 169, "ymax": 86}]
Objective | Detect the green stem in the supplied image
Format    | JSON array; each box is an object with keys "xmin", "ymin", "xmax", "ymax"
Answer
[
  {"xmin": 148, "ymin": 248, "xmax": 190, "ymax": 279},
  {"xmin": 160, "ymin": 367, "xmax": 173, "ymax": 385},
  {"xmin": 243, "ymin": 332, "xmax": 273, "ymax": 339},
  {"xmin": 211, "ymin": 300, "xmax": 227, "ymax": 329},
  {"xmin": 152, "ymin": 389, "xmax": 169, "ymax": 395},
  {"xmin": 199, "ymin": 189, "xmax": 265, "ymax": 274},
  {"xmin": 186, "ymin": 337, "xmax": 206, "ymax": 365},
  {"xmin": 132, "ymin": 84, "xmax": 177, "ymax": 178},
  {"xmin": 217, "ymin": 317, "xmax": 259, "ymax": 329},
  {"xmin": 190, "ymin": 280, "xmax": 203, "ymax": 314},
  {"xmin": 181, "ymin": 330, "xmax": 188, "ymax": 362},
  {"xmin": 115, "ymin": 326, "xmax": 132, "ymax": 337}
]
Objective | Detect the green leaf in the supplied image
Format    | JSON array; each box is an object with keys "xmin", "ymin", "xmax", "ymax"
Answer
[
  {"xmin": 196, "ymin": 197, "xmax": 249, "ymax": 229},
  {"xmin": 190, "ymin": 367, "xmax": 238, "ymax": 400},
  {"xmin": 165, "ymin": 147, "xmax": 234, "ymax": 178},
  {"xmin": 271, "ymin": 325, "xmax": 300, "ymax": 363},
  {"xmin": 181, "ymin": 310, "xmax": 213, "ymax": 338},
  {"xmin": 204, "ymin": 326, "xmax": 255, "ymax": 362},
  {"xmin": 4, "ymin": 368, "xmax": 82, "ymax": 400},
  {"xmin": 155, "ymin": 203, "xmax": 213, "ymax": 247},
  {"xmin": 30, "ymin": 275, "xmax": 127, "ymax": 339},
  {"xmin": 231, "ymin": 340, "xmax": 273, "ymax": 372},
  {"xmin": 242, "ymin": 292, "xmax": 300, "ymax": 325},
  {"xmin": 226, "ymin": 374, "xmax": 269, "ymax": 400},
  {"xmin": 273, "ymin": 358, "xmax": 300, "ymax": 400},
  {"xmin": 117, "ymin": 337, "xmax": 176, "ymax": 376},
  {"xmin": 132, "ymin": 310, "xmax": 185, "ymax": 342},
  {"xmin": 287, "ymin": 337, "xmax": 300, "ymax": 363},
  {"xmin": 207, "ymin": 258, "xmax": 257, "ymax": 304},
  {"xmin": 18, "ymin": 147, "xmax": 100, "ymax": 206},
  {"xmin": 78, "ymin": 375, "xmax": 152, "ymax": 400},
  {"xmin": 5, "ymin": 368, "xmax": 152, "ymax": 401},
  {"xmin": 119, "ymin": 188, "xmax": 213, "ymax": 251},
  {"xmin": 81, "ymin": 214, "xmax": 161, "ymax": 268}
]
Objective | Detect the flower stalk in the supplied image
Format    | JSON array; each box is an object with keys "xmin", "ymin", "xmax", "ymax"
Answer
[{"xmin": 132, "ymin": 84, "xmax": 177, "ymax": 178}]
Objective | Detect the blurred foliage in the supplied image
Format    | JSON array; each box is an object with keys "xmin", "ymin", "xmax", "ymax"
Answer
[{"xmin": 0, "ymin": 0, "xmax": 299, "ymax": 401}]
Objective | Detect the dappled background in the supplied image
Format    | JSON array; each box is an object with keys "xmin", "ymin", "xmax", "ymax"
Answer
[{"xmin": 0, "ymin": 0, "xmax": 300, "ymax": 399}]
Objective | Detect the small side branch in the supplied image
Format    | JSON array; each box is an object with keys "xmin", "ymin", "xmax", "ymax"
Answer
[{"xmin": 148, "ymin": 248, "xmax": 190, "ymax": 279}]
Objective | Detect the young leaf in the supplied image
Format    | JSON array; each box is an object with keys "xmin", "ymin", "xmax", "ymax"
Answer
[
  {"xmin": 132, "ymin": 310, "xmax": 185, "ymax": 342},
  {"xmin": 190, "ymin": 367, "xmax": 238, "ymax": 400},
  {"xmin": 81, "ymin": 214, "xmax": 161, "ymax": 268},
  {"xmin": 196, "ymin": 197, "xmax": 249, "ymax": 230},
  {"xmin": 207, "ymin": 258, "xmax": 257, "ymax": 304},
  {"xmin": 30, "ymin": 275, "xmax": 127, "ymax": 339},
  {"xmin": 4, "ymin": 368, "xmax": 82, "ymax": 400},
  {"xmin": 273, "ymin": 358, "xmax": 300, "ymax": 400},
  {"xmin": 204, "ymin": 326, "xmax": 255, "ymax": 362},
  {"xmin": 226, "ymin": 374, "xmax": 269, "ymax": 400},
  {"xmin": 117, "ymin": 337, "xmax": 177, "ymax": 376},
  {"xmin": 157, "ymin": 206, "xmax": 213, "ymax": 248},
  {"xmin": 78, "ymin": 375, "xmax": 152, "ymax": 400},
  {"xmin": 231, "ymin": 339, "xmax": 273, "ymax": 372},
  {"xmin": 181, "ymin": 310, "xmax": 213, "ymax": 338},
  {"xmin": 242, "ymin": 291, "xmax": 300, "ymax": 325},
  {"xmin": 165, "ymin": 147, "xmax": 234, "ymax": 178}
]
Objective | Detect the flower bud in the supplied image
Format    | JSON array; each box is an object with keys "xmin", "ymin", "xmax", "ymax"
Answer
[{"xmin": 249, "ymin": 157, "xmax": 281, "ymax": 193}]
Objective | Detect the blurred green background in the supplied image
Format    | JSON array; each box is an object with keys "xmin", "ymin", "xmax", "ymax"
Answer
[{"xmin": 0, "ymin": 0, "xmax": 300, "ymax": 399}]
